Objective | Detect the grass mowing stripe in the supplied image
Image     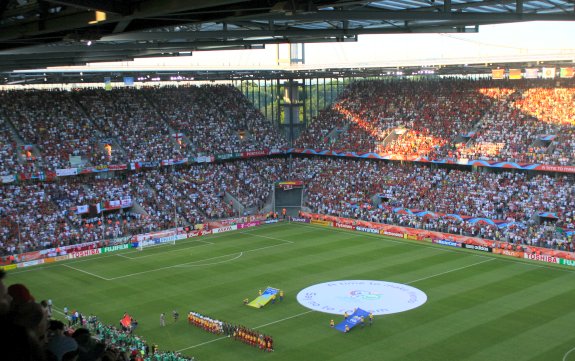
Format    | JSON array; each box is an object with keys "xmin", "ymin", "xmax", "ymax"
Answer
[
  {"xmin": 62, "ymin": 263, "xmax": 110, "ymax": 281},
  {"xmin": 467, "ymin": 307, "xmax": 575, "ymax": 361},
  {"xmin": 6, "ymin": 223, "xmax": 575, "ymax": 361},
  {"xmin": 381, "ymin": 268, "xmax": 574, "ymax": 361},
  {"xmin": 296, "ymin": 223, "xmax": 575, "ymax": 273}
]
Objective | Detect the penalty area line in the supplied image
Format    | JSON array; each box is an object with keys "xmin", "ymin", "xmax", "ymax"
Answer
[{"xmin": 62, "ymin": 264, "xmax": 110, "ymax": 281}]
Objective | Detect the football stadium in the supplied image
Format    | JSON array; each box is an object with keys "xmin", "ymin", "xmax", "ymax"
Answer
[{"xmin": 1, "ymin": 1, "xmax": 575, "ymax": 361}]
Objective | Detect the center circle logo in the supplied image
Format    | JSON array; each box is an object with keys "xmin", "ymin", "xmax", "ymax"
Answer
[{"xmin": 296, "ymin": 280, "xmax": 427, "ymax": 315}]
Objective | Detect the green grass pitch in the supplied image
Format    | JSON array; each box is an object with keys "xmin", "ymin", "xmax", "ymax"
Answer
[{"xmin": 7, "ymin": 223, "xmax": 575, "ymax": 361}]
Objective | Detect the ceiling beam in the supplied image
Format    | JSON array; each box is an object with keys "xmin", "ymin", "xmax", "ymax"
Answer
[
  {"xmin": 42, "ymin": 0, "xmax": 132, "ymax": 14},
  {"xmin": 243, "ymin": 10, "xmax": 575, "ymax": 22}
]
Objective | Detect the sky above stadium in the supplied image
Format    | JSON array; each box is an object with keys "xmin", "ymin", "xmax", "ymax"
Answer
[{"xmin": 50, "ymin": 21, "xmax": 575, "ymax": 71}]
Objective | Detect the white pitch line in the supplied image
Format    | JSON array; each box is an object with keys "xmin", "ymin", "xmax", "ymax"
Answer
[
  {"xmin": 62, "ymin": 264, "xmax": 110, "ymax": 281},
  {"xmin": 107, "ymin": 238, "xmax": 293, "ymax": 280},
  {"xmin": 173, "ymin": 252, "xmax": 243, "ymax": 268},
  {"xmin": 243, "ymin": 232, "xmax": 295, "ymax": 244},
  {"xmin": 254, "ymin": 310, "xmax": 314, "ymax": 328},
  {"xmin": 406, "ymin": 258, "xmax": 496, "ymax": 284},
  {"xmin": 122, "ymin": 239, "xmax": 215, "ymax": 258},
  {"xmin": 563, "ymin": 346, "xmax": 575, "ymax": 361}
]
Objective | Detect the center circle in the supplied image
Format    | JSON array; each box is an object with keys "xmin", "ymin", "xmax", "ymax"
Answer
[{"xmin": 296, "ymin": 280, "xmax": 427, "ymax": 315}]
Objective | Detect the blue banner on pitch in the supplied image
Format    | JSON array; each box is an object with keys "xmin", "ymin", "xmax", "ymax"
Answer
[{"xmin": 335, "ymin": 308, "xmax": 370, "ymax": 332}]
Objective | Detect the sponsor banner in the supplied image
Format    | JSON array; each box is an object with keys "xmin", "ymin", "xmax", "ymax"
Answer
[
  {"xmin": 103, "ymin": 198, "xmax": 132, "ymax": 211},
  {"xmin": 433, "ymin": 239, "xmax": 461, "ymax": 248},
  {"xmin": 276, "ymin": 180, "xmax": 304, "ymax": 188},
  {"xmin": 1, "ymin": 175, "xmax": 15, "ymax": 183},
  {"xmin": 559, "ymin": 258, "xmax": 575, "ymax": 267},
  {"xmin": 311, "ymin": 219, "xmax": 332, "ymax": 227},
  {"xmin": 68, "ymin": 249, "xmax": 102, "ymax": 259},
  {"xmin": 53, "ymin": 255, "xmax": 70, "ymax": 262},
  {"xmin": 17, "ymin": 259, "xmax": 45, "ymax": 268},
  {"xmin": 335, "ymin": 222, "xmax": 354, "ymax": 230},
  {"xmin": 524, "ymin": 253, "xmax": 560, "ymax": 264},
  {"xmin": 212, "ymin": 225, "xmax": 238, "ymax": 234},
  {"xmin": 141, "ymin": 161, "xmax": 159, "ymax": 168},
  {"xmin": 100, "ymin": 244, "xmax": 130, "ymax": 253},
  {"xmin": 80, "ymin": 166, "xmax": 108, "ymax": 174},
  {"xmin": 535, "ymin": 164, "xmax": 575, "ymax": 173},
  {"xmin": 269, "ymin": 148, "xmax": 282, "ymax": 155},
  {"xmin": 138, "ymin": 234, "xmax": 185, "ymax": 248},
  {"xmin": 462, "ymin": 243, "xmax": 492, "ymax": 252},
  {"xmin": 215, "ymin": 152, "xmax": 240, "ymax": 160},
  {"xmin": 56, "ymin": 168, "xmax": 78, "ymax": 177},
  {"xmin": 264, "ymin": 219, "xmax": 279, "ymax": 224},
  {"xmin": 188, "ymin": 229, "xmax": 212, "ymax": 237},
  {"xmin": 404, "ymin": 234, "xmax": 418, "ymax": 240},
  {"xmin": 196, "ymin": 155, "xmax": 215, "ymax": 163},
  {"xmin": 1, "ymin": 264, "xmax": 18, "ymax": 271},
  {"xmin": 381, "ymin": 230, "xmax": 404, "ymax": 238},
  {"xmin": 161, "ymin": 158, "xmax": 188, "ymax": 166},
  {"xmin": 355, "ymin": 226, "xmax": 379, "ymax": 234},
  {"xmin": 241, "ymin": 149, "xmax": 268, "ymax": 158},
  {"xmin": 492, "ymin": 248, "xmax": 525, "ymax": 258},
  {"xmin": 237, "ymin": 221, "xmax": 261, "ymax": 229},
  {"xmin": 15, "ymin": 251, "xmax": 44, "ymax": 263},
  {"xmin": 136, "ymin": 229, "xmax": 180, "ymax": 242},
  {"xmin": 290, "ymin": 217, "xmax": 310, "ymax": 223},
  {"xmin": 44, "ymin": 257, "xmax": 56, "ymax": 263},
  {"xmin": 108, "ymin": 164, "xmax": 128, "ymax": 171}
]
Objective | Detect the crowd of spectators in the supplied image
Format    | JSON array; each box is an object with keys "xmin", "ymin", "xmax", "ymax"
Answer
[
  {"xmin": 144, "ymin": 85, "xmax": 285, "ymax": 155},
  {"xmin": 2, "ymin": 156, "xmax": 575, "ymax": 256},
  {"xmin": 295, "ymin": 78, "xmax": 575, "ymax": 164},
  {"xmin": 0, "ymin": 90, "xmax": 112, "ymax": 170},
  {"xmin": 300, "ymin": 157, "xmax": 575, "ymax": 251},
  {"xmin": 76, "ymin": 89, "xmax": 180, "ymax": 163},
  {"xmin": 296, "ymin": 79, "xmax": 494, "ymax": 157},
  {"xmin": 0, "ymin": 86, "xmax": 285, "ymax": 175},
  {"xmin": 0, "ymin": 159, "xmax": 279, "ymax": 256},
  {"xmin": 0, "ymin": 271, "xmax": 194, "ymax": 360},
  {"xmin": 0, "ymin": 118, "xmax": 26, "ymax": 176}
]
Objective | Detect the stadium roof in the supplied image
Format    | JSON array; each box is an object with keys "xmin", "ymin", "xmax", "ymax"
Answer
[{"xmin": 0, "ymin": 0, "xmax": 574, "ymax": 74}]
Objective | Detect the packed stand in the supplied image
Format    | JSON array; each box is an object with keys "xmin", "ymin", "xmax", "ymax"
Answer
[
  {"xmin": 76, "ymin": 89, "xmax": 182, "ymax": 163},
  {"xmin": 295, "ymin": 78, "xmax": 575, "ymax": 165},
  {"xmin": 0, "ymin": 118, "xmax": 26, "ymax": 175},
  {"xmin": 144, "ymin": 85, "xmax": 286, "ymax": 155},
  {"xmin": 297, "ymin": 157, "xmax": 575, "ymax": 251},
  {"xmin": 0, "ymin": 182, "xmax": 71, "ymax": 256},
  {"xmin": 296, "ymin": 79, "xmax": 493, "ymax": 157},
  {"xmin": 0, "ymin": 90, "xmax": 114, "ymax": 170}
]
